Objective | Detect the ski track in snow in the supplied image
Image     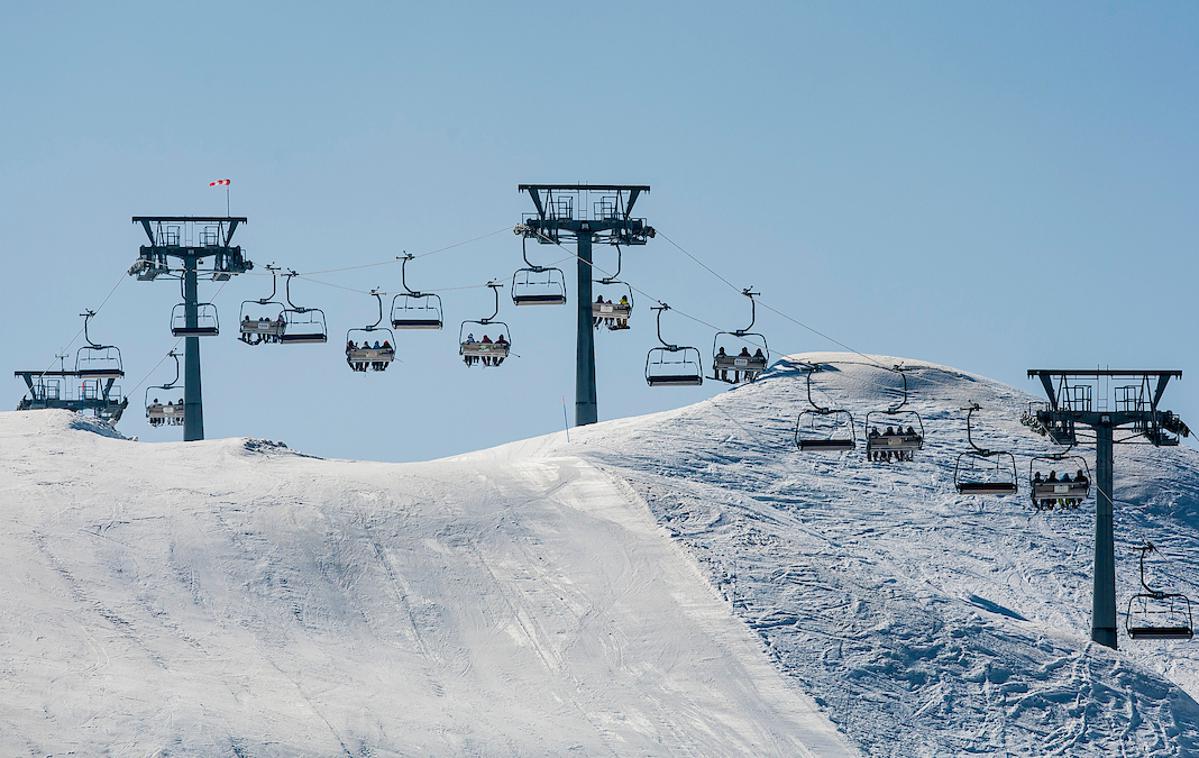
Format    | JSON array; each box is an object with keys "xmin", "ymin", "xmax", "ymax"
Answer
[
  {"xmin": 557, "ymin": 353, "xmax": 1199, "ymax": 757},
  {"xmin": 0, "ymin": 406, "xmax": 849, "ymax": 756}
]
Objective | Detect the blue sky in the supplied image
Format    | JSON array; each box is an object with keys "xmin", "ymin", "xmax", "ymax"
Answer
[{"xmin": 2, "ymin": 2, "xmax": 1196, "ymax": 461}]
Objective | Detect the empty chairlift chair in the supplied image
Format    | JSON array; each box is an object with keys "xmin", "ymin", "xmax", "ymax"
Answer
[
  {"xmin": 390, "ymin": 254, "xmax": 444, "ymax": 330},
  {"xmin": 74, "ymin": 309, "xmax": 125, "ymax": 380},
  {"xmin": 711, "ymin": 288, "xmax": 769, "ymax": 384},
  {"xmin": 1126, "ymin": 543, "xmax": 1194, "ymax": 641},
  {"xmin": 954, "ymin": 403, "xmax": 1018, "ymax": 495},
  {"xmin": 511, "ymin": 237, "xmax": 567, "ymax": 306},
  {"xmin": 1028, "ymin": 453, "xmax": 1091, "ymax": 511},
  {"xmin": 144, "ymin": 350, "xmax": 184, "ymax": 428},
  {"xmin": 794, "ymin": 363, "xmax": 857, "ymax": 452},
  {"xmin": 864, "ymin": 365, "xmax": 925, "ymax": 462},
  {"xmin": 459, "ymin": 281, "xmax": 512, "ymax": 368},
  {"xmin": 170, "ymin": 303, "xmax": 220, "ymax": 337},
  {"xmin": 278, "ymin": 271, "xmax": 328, "ymax": 344},
  {"xmin": 644, "ymin": 304, "xmax": 703, "ymax": 387},
  {"xmin": 345, "ymin": 290, "xmax": 396, "ymax": 373},
  {"xmin": 239, "ymin": 265, "xmax": 287, "ymax": 345}
]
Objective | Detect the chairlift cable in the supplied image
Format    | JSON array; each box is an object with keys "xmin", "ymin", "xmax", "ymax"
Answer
[
  {"xmin": 526, "ymin": 229, "xmax": 731, "ymax": 337},
  {"xmin": 531, "ymin": 225, "xmax": 891, "ymax": 369},
  {"xmin": 655, "ymin": 230, "xmax": 890, "ymax": 370},
  {"xmin": 293, "ymin": 226, "xmax": 511, "ymax": 277}
]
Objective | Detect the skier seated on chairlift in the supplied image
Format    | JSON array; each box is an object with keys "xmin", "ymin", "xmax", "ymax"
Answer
[
  {"xmin": 1034, "ymin": 471, "xmax": 1050, "ymax": 510},
  {"xmin": 617, "ymin": 296, "xmax": 630, "ymax": 328},
  {"xmin": 1058, "ymin": 472, "xmax": 1075, "ymax": 508},
  {"xmin": 380, "ymin": 339, "xmax": 392, "ymax": 371},
  {"xmin": 369, "ymin": 340, "xmax": 381, "ymax": 371},
  {"xmin": 463, "ymin": 333, "xmax": 477, "ymax": 366},
  {"xmin": 240, "ymin": 316, "xmax": 256, "ymax": 344},
  {"xmin": 494, "ymin": 334, "xmax": 508, "ymax": 366},
  {"xmin": 593, "ymin": 296, "xmax": 605, "ymax": 327},
  {"xmin": 715, "ymin": 347, "xmax": 729, "ymax": 382},
  {"xmin": 750, "ymin": 347, "xmax": 766, "ymax": 376},
  {"xmin": 481, "ymin": 335, "xmax": 494, "ymax": 366},
  {"xmin": 735, "ymin": 347, "xmax": 752, "ymax": 382}
]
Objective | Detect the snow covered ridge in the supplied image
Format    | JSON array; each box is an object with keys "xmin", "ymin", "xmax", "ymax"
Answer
[
  {"xmin": 566, "ymin": 352, "xmax": 1199, "ymax": 756},
  {"xmin": 0, "ymin": 407, "xmax": 852, "ymax": 756},
  {"xmin": 4, "ymin": 353, "xmax": 1199, "ymax": 755}
]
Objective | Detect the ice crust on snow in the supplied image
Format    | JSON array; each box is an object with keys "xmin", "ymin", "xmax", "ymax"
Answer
[{"xmin": 4, "ymin": 353, "xmax": 1199, "ymax": 755}]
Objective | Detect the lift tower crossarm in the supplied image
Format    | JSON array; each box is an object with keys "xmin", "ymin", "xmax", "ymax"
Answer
[
  {"xmin": 133, "ymin": 216, "xmax": 248, "ymax": 248},
  {"xmin": 517, "ymin": 183, "xmax": 653, "ymax": 428},
  {"xmin": 1026, "ymin": 368, "xmax": 1188, "ymax": 650}
]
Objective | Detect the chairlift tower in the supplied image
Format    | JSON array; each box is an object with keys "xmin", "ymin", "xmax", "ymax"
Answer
[
  {"xmin": 14, "ymin": 353, "xmax": 129, "ymax": 424},
  {"xmin": 516, "ymin": 184, "xmax": 653, "ymax": 426},
  {"xmin": 129, "ymin": 216, "xmax": 252, "ymax": 440},
  {"xmin": 1027, "ymin": 369, "xmax": 1191, "ymax": 649}
]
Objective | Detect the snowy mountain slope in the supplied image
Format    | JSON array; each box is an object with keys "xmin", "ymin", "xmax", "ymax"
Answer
[
  {"xmin": 0, "ymin": 410, "xmax": 852, "ymax": 756},
  {"xmin": 555, "ymin": 353, "xmax": 1199, "ymax": 756}
]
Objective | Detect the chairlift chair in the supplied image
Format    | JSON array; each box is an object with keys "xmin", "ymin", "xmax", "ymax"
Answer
[
  {"xmin": 794, "ymin": 363, "xmax": 856, "ymax": 452},
  {"xmin": 1126, "ymin": 543, "xmax": 1194, "ymax": 641},
  {"xmin": 864, "ymin": 366, "xmax": 925, "ymax": 462},
  {"xmin": 345, "ymin": 290, "xmax": 396, "ymax": 373},
  {"xmin": 278, "ymin": 271, "xmax": 328, "ymax": 344},
  {"xmin": 390, "ymin": 254, "xmax": 444, "ymax": 330},
  {"xmin": 170, "ymin": 302, "xmax": 220, "ymax": 337},
  {"xmin": 1029, "ymin": 453, "xmax": 1091, "ymax": 511},
  {"xmin": 511, "ymin": 237, "xmax": 567, "ymax": 306},
  {"xmin": 711, "ymin": 288, "xmax": 769, "ymax": 384},
  {"xmin": 74, "ymin": 310, "xmax": 124, "ymax": 379},
  {"xmin": 144, "ymin": 350, "xmax": 184, "ymax": 427},
  {"xmin": 239, "ymin": 265, "xmax": 287, "ymax": 345},
  {"xmin": 954, "ymin": 403, "xmax": 1018, "ymax": 495},
  {"xmin": 645, "ymin": 304, "xmax": 703, "ymax": 386},
  {"xmin": 459, "ymin": 282, "xmax": 512, "ymax": 367},
  {"xmin": 954, "ymin": 453, "xmax": 1019, "ymax": 495},
  {"xmin": 593, "ymin": 245, "xmax": 633, "ymax": 331}
]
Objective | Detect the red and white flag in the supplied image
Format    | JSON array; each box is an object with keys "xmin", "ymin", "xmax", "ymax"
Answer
[{"xmin": 209, "ymin": 178, "xmax": 231, "ymax": 187}]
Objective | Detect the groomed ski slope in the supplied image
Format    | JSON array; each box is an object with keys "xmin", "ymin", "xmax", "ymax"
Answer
[
  {"xmin": 554, "ymin": 353, "xmax": 1199, "ymax": 756},
  {"xmin": 0, "ymin": 410, "xmax": 851, "ymax": 756},
  {"xmin": 6, "ymin": 353, "xmax": 1199, "ymax": 756}
]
